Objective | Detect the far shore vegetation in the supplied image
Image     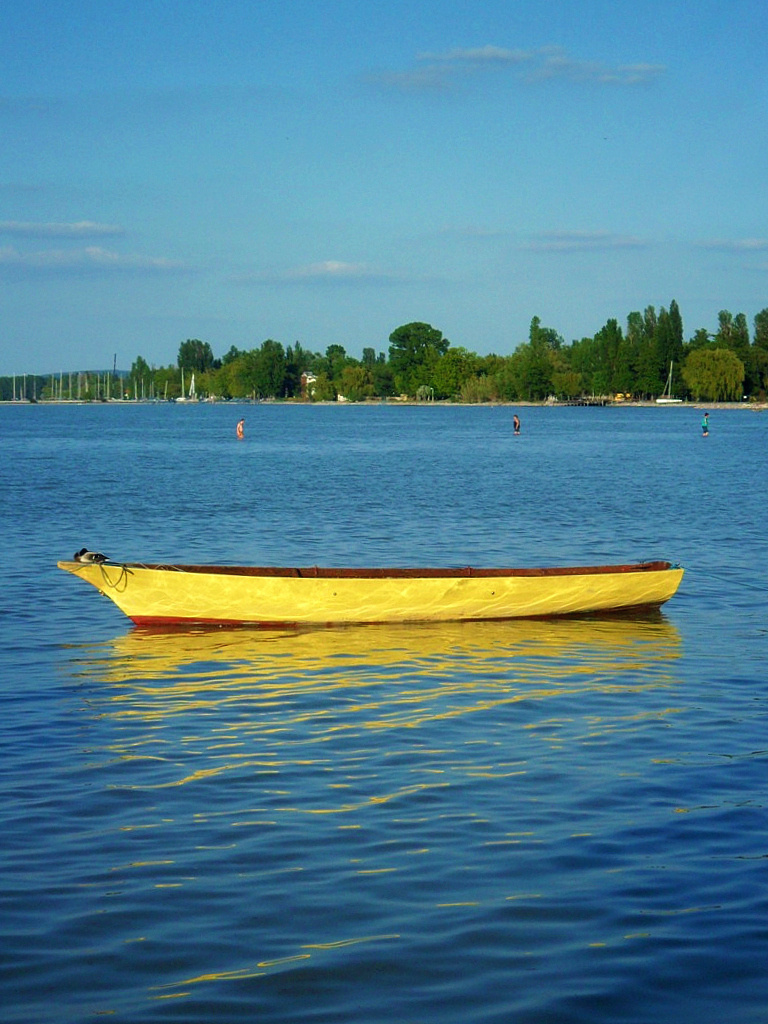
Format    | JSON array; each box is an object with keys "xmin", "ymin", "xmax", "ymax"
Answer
[{"xmin": 4, "ymin": 302, "xmax": 768, "ymax": 405}]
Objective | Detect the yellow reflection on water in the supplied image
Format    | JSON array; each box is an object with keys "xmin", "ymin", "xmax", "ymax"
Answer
[
  {"xmin": 64, "ymin": 615, "xmax": 684, "ymax": 748},
  {"xmin": 75, "ymin": 614, "xmax": 680, "ymax": 701},
  {"xmin": 151, "ymin": 933, "xmax": 402, "ymax": 993},
  {"xmin": 65, "ymin": 615, "xmax": 683, "ymax": 800},
  {"xmin": 63, "ymin": 616, "xmax": 685, "ymax": 1005}
]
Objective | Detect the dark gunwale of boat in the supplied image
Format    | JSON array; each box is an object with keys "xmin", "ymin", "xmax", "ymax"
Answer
[{"xmin": 117, "ymin": 560, "xmax": 674, "ymax": 580}]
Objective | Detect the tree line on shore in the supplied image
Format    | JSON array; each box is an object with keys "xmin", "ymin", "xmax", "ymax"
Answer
[{"xmin": 4, "ymin": 301, "xmax": 768, "ymax": 404}]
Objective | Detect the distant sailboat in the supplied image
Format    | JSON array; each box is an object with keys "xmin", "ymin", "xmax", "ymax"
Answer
[
  {"xmin": 656, "ymin": 361, "xmax": 683, "ymax": 404},
  {"xmin": 176, "ymin": 368, "xmax": 197, "ymax": 402}
]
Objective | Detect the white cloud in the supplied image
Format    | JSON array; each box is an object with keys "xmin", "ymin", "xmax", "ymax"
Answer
[
  {"xmin": 370, "ymin": 65, "xmax": 456, "ymax": 92},
  {"xmin": 439, "ymin": 224, "xmax": 508, "ymax": 239},
  {"xmin": 0, "ymin": 245, "xmax": 185, "ymax": 271},
  {"xmin": 375, "ymin": 44, "xmax": 665, "ymax": 92},
  {"xmin": 697, "ymin": 238, "xmax": 768, "ymax": 252},
  {"xmin": 0, "ymin": 220, "xmax": 125, "ymax": 238},
  {"xmin": 233, "ymin": 260, "xmax": 406, "ymax": 284},
  {"xmin": 417, "ymin": 45, "xmax": 532, "ymax": 65},
  {"xmin": 285, "ymin": 260, "xmax": 375, "ymax": 280},
  {"xmin": 529, "ymin": 49, "xmax": 665, "ymax": 84},
  {"xmin": 527, "ymin": 231, "xmax": 649, "ymax": 252}
]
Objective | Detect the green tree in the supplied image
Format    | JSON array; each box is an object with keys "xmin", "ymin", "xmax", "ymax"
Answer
[
  {"xmin": 225, "ymin": 351, "xmax": 257, "ymax": 397},
  {"xmin": 323, "ymin": 344, "xmax": 349, "ymax": 383},
  {"xmin": 515, "ymin": 343, "xmax": 553, "ymax": 400},
  {"xmin": 529, "ymin": 315, "xmax": 563, "ymax": 350},
  {"xmin": 731, "ymin": 313, "xmax": 756, "ymax": 393},
  {"xmin": 714, "ymin": 310, "xmax": 733, "ymax": 349},
  {"xmin": 568, "ymin": 336, "xmax": 599, "ymax": 394},
  {"xmin": 633, "ymin": 305, "xmax": 663, "ymax": 394},
  {"xmin": 388, "ymin": 322, "xmax": 449, "ymax": 396},
  {"xmin": 512, "ymin": 316, "xmax": 561, "ymax": 399},
  {"xmin": 625, "ymin": 311, "xmax": 645, "ymax": 347},
  {"xmin": 745, "ymin": 346, "xmax": 768, "ymax": 398},
  {"xmin": 491, "ymin": 357, "xmax": 522, "ymax": 402},
  {"xmin": 682, "ymin": 348, "xmax": 745, "ymax": 401},
  {"xmin": 613, "ymin": 337, "xmax": 636, "ymax": 393},
  {"xmin": 712, "ymin": 310, "xmax": 751, "ymax": 393},
  {"xmin": 551, "ymin": 368, "xmax": 583, "ymax": 399},
  {"xmin": 726, "ymin": 312, "xmax": 751, "ymax": 364},
  {"xmin": 621, "ymin": 308, "xmax": 657, "ymax": 395},
  {"xmin": 284, "ymin": 341, "xmax": 312, "ymax": 398},
  {"xmin": 643, "ymin": 305, "xmax": 658, "ymax": 340},
  {"xmin": 129, "ymin": 355, "xmax": 152, "ymax": 399},
  {"xmin": 754, "ymin": 308, "xmax": 768, "ymax": 351},
  {"xmin": 370, "ymin": 355, "xmax": 395, "ymax": 398},
  {"xmin": 214, "ymin": 355, "xmax": 247, "ymax": 398},
  {"xmin": 593, "ymin": 318, "xmax": 624, "ymax": 393},
  {"xmin": 308, "ymin": 372, "xmax": 336, "ymax": 402},
  {"xmin": 222, "ymin": 345, "xmax": 244, "ymax": 364},
  {"xmin": 476, "ymin": 353, "xmax": 507, "ymax": 379},
  {"xmin": 178, "ymin": 339, "xmax": 215, "ymax": 373},
  {"xmin": 655, "ymin": 301, "xmax": 684, "ymax": 390},
  {"xmin": 251, "ymin": 339, "xmax": 287, "ymax": 398},
  {"xmin": 432, "ymin": 347, "xmax": 479, "ymax": 400},
  {"xmin": 339, "ymin": 365, "xmax": 375, "ymax": 402},
  {"xmin": 460, "ymin": 375, "xmax": 498, "ymax": 403},
  {"xmin": 669, "ymin": 299, "xmax": 684, "ymax": 351},
  {"xmin": 743, "ymin": 309, "xmax": 768, "ymax": 398},
  {"xmin": 688, "ymin": 327, "xmax": 711, "ymax": 350}
]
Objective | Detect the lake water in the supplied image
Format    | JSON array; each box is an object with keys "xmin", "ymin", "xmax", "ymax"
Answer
[{"xmin": 1, "ymin": 402, "xmax": 767, "ymax": 1023}]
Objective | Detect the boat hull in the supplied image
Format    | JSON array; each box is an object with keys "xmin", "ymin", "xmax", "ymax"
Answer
[{"xmin": 57, "ymin": 560, "xmax": 684, "ymax": 627}]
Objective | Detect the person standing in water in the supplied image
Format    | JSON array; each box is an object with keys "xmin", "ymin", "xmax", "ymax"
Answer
[
  {"xmin": 513, "ymin": 414, "xmax": 521, "ymax": 435},
  {"xmin": 236, "ymin": 417, "xmax": 245, "ymax": 439},
  {"xmin": 701, "ymin": 412, "xmax": 709, "ymax": 437}
]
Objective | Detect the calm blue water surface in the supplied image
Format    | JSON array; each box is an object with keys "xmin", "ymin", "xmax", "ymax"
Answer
[{"xmin": 1, "ymin": 402, "xmax": 767, "ymax": 1024}]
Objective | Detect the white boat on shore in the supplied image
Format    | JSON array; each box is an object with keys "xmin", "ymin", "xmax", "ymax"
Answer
[
  {"xmin": 656, "ymin": 361, "xmax": 683, "ymax": 404},
  {"xmin": 176, "ymin": 370, "xmax": 198, "ymax": 403}
]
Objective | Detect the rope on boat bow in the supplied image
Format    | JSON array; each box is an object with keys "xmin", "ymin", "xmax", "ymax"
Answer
[{"xmin": 96, "ymin": 561, "xmax": 134, "ymax": 590}]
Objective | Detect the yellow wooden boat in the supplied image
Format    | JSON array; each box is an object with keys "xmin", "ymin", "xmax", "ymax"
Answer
[{"xmin": 57, "ymin": 555, "xmax": 684, "ymax": 627}]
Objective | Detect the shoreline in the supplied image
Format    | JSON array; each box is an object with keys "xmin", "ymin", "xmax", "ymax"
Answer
[{"xmin": 1, "ymin": 398, "xmax": 765, "ymax": 410}]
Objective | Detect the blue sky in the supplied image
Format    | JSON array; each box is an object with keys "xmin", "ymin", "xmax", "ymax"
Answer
[{"xmin": 2, "ymin": 0, "xmax": 767, "ymax": 373}]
